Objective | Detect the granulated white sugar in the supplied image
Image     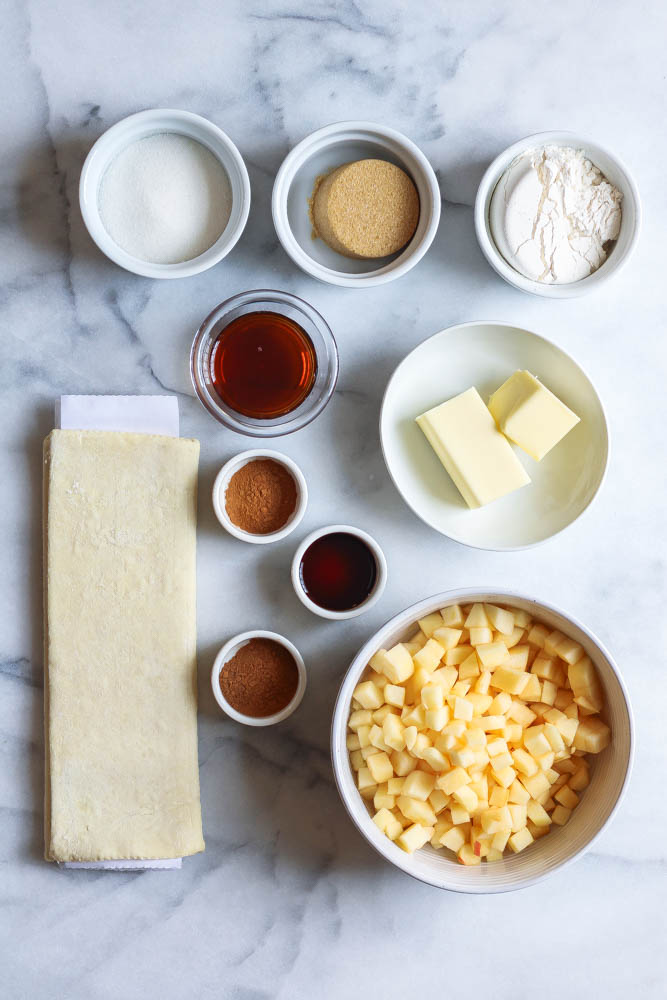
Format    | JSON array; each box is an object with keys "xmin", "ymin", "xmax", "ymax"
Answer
[{"xmin": 98, "ymin": 132, "xmax": 232, "ymax": 264}]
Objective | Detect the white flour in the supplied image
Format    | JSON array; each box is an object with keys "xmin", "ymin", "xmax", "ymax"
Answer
[
  {"xmin": 99, "ymin": 132, "xmax": 232, "ymax": 264},
  {"xmin": 490, "ymin": 145, "xmax": 623, "ymax": 284}
]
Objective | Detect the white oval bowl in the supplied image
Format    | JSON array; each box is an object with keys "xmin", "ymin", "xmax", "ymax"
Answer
[
  {"xmin": 291, "ymin": 524, "xmax": 388, "ymax": 619},
  {"xmin": 331, "ymin": 589, "xmax": 633, "ymax": 893},
  {"xmin": 211, "ymin": 630, "xmax": 306, "ymax": 726},
  {"xmin": 272, "ymin": 121, "xmax": 441, "ymax": 287},
  {"xmin": 474, "ymin": 130, "xmax": 641, "ymax": 297},
  {"xmin": 80, "ymin": 108, "xmax": 251, "ymax": 278},
  {"xmin": 212, "ymin": 449, "xmax": 308, "ymax": 544},
  {"xmin": 380, "ymin": 321, "xmax": 609, "ymax": 551}
]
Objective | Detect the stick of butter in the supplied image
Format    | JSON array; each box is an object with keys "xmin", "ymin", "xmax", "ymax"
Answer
[
  {"xmin": 416, "ymin": 387, "xmax": 531, "ymax": 509},
  {"xmin": 488, "ymin": 371, "xmax": 580, "ymax": 462}
]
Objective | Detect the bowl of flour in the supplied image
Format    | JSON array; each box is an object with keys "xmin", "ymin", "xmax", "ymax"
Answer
[
  {"xmin": 80, "ymin": 109, "xmax": 250, "ymax": 279},
  {"xmin": 474, "ymin": 131, "xmax": 641, "ymax": 298}
]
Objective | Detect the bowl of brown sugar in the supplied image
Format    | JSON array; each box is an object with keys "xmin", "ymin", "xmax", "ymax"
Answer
[
  {"xmin": 213, "ymin": 449, "xmax": 308, "ymax": 543},
  {"xmin": 211, "ymin": 630, "xmax": 307, "ymax": 726}
]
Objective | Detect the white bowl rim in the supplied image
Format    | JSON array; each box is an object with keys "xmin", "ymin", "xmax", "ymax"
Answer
[
  {"xmin": 272, "ymin": 119, "xmax": 441, "ymax": 288},
  {"xmin": 331, "ymin": 587, "xmax": 635, "ymax": 893},
  {"xmin": 291, "ymin": 523, "xmax": 388, "ymax": 619},
  {"xmin": 79, "ymin": 107, "xmax": 251, "ymax": 279},
  {"xmin": 211, "ymin": 629, "xmax": 307, "ymax": 726},
  {"xmin": 212, "ymin": 449, "xmax": 308, "ymax": 544},
  {"xmin": 474, "ymin": 130, "xmax": 642, "ymax": 298},
  {"xmin": 379, "ymin": 319, "xmax": 610, "ymax": 552}
]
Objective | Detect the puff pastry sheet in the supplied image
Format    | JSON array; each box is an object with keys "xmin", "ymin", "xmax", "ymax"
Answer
[{"xmin": 43, "ymin": 430, "xmax": 204, "ymax": 861}]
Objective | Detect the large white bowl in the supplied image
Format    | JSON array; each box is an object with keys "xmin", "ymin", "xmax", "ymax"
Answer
[
  {"xmin": 80, "ymin": 108, "xmax": 251, "ymax": 278},
  {"xmin": 331, "ymin": 589, "xmax": 633, "ymax": 893},
  {"xmin": 474, "ymin": 131, "xmax": 641, "ymax": 298},
  {"xmin": 380, "ymin": 321, "xmax": 609, "ymax": 550},
  {"xmin": 272, "ymin": 121, "xmax": 441, "ymax": 287}
]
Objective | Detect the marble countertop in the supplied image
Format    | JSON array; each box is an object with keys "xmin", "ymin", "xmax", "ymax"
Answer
[{"xmin": 2, "ymin": 1, "xmax": 666, "ymax": 997}]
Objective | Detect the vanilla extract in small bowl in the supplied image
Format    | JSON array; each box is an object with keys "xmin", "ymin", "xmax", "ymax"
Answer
[{"xmin": 291, "ymin": 525, "xmax": 388, "ymax": 620}]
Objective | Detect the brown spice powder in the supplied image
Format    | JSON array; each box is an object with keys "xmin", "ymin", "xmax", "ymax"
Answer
[
  {"xmin": 221, "ymin": 638, "xmax": 299, "ymax": 717},
  {"xmin": 225, "ymin": 458, "xmax": 297, "ymax": 534}
]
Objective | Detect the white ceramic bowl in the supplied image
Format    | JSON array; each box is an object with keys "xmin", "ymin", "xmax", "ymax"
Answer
[
  {"xmin": 380, "ymin": 321, "xmax": 609, "ymax": 550},
  {"xmin": 474, "ymin": 131, "xmax": 641, "ymax": 297},
  {"xmin": 211, "ymin": 630, "xmax": 307, "ymax": 726},
  {"xmin": 79, "ymin": 108, "xmax": 251, "ymax": 278},
  {"xmin": 212, "ymin": 449, "xmax": 308, "ymax": 544},
  {"xmin": 331, "ymin": 589, "xmax": 633, "ymax": 893},
  {"xmin": 272, "ymin": 121, "xmax": 441, "ymax": 287},
  {"xmin": 291, "ymin": 524, "xmax": 388, "ymax": 620}
]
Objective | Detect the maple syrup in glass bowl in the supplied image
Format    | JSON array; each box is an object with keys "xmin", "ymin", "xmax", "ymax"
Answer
[{"xmin": 191, "ymin": 289, "xmax": 339, "ymax": 436}]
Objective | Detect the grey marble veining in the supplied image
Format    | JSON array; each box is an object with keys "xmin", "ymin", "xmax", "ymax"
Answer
[{"xmin": 2, "ymin": 1, "xmax": 666, "ymax": 997}]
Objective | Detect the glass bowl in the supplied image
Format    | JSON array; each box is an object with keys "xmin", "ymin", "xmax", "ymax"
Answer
[{"xmin": 190, "ymin": 289, "xmax": 339, "ymax": 436}]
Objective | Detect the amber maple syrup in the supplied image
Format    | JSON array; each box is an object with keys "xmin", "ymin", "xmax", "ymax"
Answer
[
  {"xmin": 299, "ymin": 532, "xmax": 378, "ymax": 612},
  {"xmin": 210, "ymin": 311, "xmax": 317, "ymax": 418}
]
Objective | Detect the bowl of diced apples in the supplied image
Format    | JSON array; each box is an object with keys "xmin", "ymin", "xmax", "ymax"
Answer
[{"xmin": 331, "ymin": 590, "xmax": 633, "ymax": 893}]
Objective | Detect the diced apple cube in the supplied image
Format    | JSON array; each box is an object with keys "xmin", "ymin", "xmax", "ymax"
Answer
[
  {"xmin": 397, "ymin": 823, "xmax": 434, "ymax": 853},
  {"xmin": 357, "ymin": 766, "xmax": 376, "ymax": 791},
  {"xmin": 452, "ymin": 784, "xmax": 478, "ymax": 813},
  {"xmin": 450, "ymin": 803, "xmax": 471, "ymax": 825},
  {"xmin": 373, "ymin": 784, "xmax": 395, "ymax": 810},
  {"xmin": 421, "ymin": 683, "xmax": 444, "ymax": 710},
  {"xmin": 348, "ymin": 709, "xmax": 373, "ymax": 730},
  {"xmin": 481, "ymin": 806, "xmax": 512, "ymax": 834},
  {"xmin": 543, "ymin": 723, "xmax": 565, "ymax": 753},
  {"xmin": 484, "ymin": 604, "xmax": 515, "ymax": 635},
  {"xmin": 432, "ymin": 665, "xmax": 459, "ymax": 691},
  {"xmin": 568, "ymin": 656, "xmax": 604, "ymax": 713},
  {"xmin": 519, "ymin": 674, "xmax": 542, "ymax": 701},
  {"xmin": 508, "ymin": 827, "xmax": 534, "ymax": 853},
  {"xmin": 450, "ymin": 696, "xmax": 471, "ymax": 722},
  {"xmin": 366, "ymin": 752, "xmax": 394, "ymax": 784},
  {"xmin": 520, "ymin": 770, "xmax": 550, "ymax": 800},
  {"xmin": 369, "ymin": 724, "xmax": 391, "ymax": 752},
  {"xmin": 403, "ymin": 725, "xmax": 418, "ymax": 752},
  {"xmin": 384, "ymin": 684, "xmax": 405, "ymax": 709},
  {"xmin": 492, "ymin": 765, "xmax": 517, "ymax": 788},
  {"xmin": 503, "ymin": 723, "xmax": 523, "ymax": 743},
  {"xmin": 491, "ymin": 667, "xmax": 530, "ymax": 696},
  {"xmin": 356, "ymin": 725, "xmax": 371, "ymax": 748},
  {"xmin": 402, "ymin": 770, "xmax": 436, "ymax": 800},
  {"xmin": 554, "ymin": 688, "xmax": 574, "ymax": 710},
  {"xmin": 555, "ymin": 635, "xmax": 584, "ymax": 665},
  {"xmin": 440, "ymin": 826, "xmax": 467, "ymax": 853},
  {"xmin": 505, "ymin": 627, "xmax": 526, "ymax": 649},
  {"xmin": 418, "ymin": 612, "xmax": 447, "ymax": 638},
  {"xmin": 505, "ymin": 645, "xmax": 530, "ymax": 670},
  {"xmin": 412, "ymin": 733, "xmax": 432, "ymax": 757},
  {"xmin": 551, "ymin": 804, "xmax": 572, "ymax": 826},
  {"xmin": 458, "ymin": 653, "xmax": 481, "ymax": 680},
  {"xmin": 490, "ymin": 752, "xmax": 514, "ymax": 773},
  {"xmin": 508, "ymin": 804, "xmax": 527, "ymax": 832},
  {"xmin": 432, "ymin": 627, "xmax": 463, "ymax": 651},
  {"xmin": 475, "ymin": 641, "xmax": 509, "ymax": 669},
  {"xmin": 353, "ymin": 680, "xmax": 384, "ymax": 710},
  {"xmin": 457, "ymin": 843, "xmax": 481, "ymax": 866},
  {"xmin": 568, "ymin": 764, "xmax": 590, "ymax": 791},
  {"xmin": 415, "ymin": 638, "xmax": 446, "ymax": 673},
  {"xmin": 535, "ymin": 751, "xmax": 555, "ymax": 773},
  {"xmin": 382, "ymin": 713, "xmax": 405, "ymax": 752},
  {"xmin": 349, "ymin": 749, "xmax": 363, "ymax": 771},
  {"xmin": 491, "ymin": 828, "xmax": 511, "ymax": 851},
  {"xmin": 527, "ymin": 623, "xmax": 550, "ymax": 647},
  {"xmin": 438, "ymin": 767, "xmax": 471, "ymax": 795},
  {"xmin": 511, "ymin": 748, "xmax": 538, "ymax": 777},
  {"xmin": 507, "ymin": 700, "xmax": 537, "ymax": 727},
  {"xmin": 526, "ymin": 799, "xmax": 551, "ymax": 827},
  {"xmin": 555, "ymin": 785, "xmax": 579, "ymax": 810},
  {"xmin": 464, "ymin": 603, "xmax": 489, "ymax": 628},
  {"xmin": 449, "ymin": 747, "xmax": 475, "ymax": 769},
  {"xmin": 469, "ymin": 626, "xmax": 494, "ymax": 646},
  {"xmin": 372, "ymin": 644, "xmax": 415, "ymax": 684},
  {"xmin": 488, "ymin": 692, "xmax": 512, "ymax": 715},
  {"xmin": 425, "ymin": 707, "xmax": 449, "ymax": 731},
  {"xmin": 470, "ymin": 715, "xmax": 506, "ymax": 732},
  {"xmin": 526, "ymin": 820, "xmax": 550, "ymax": 840},
  {"xmin": 391, "ymin": 749, "xmax": 417, "ymax": 776},
  {"xmin": 474, "ymin": 670, "xmax": 492, "ymax": 695},
  {"xmin": 573, "ymin": 716, "xmax": 610, "ymax": 753},
  {"xmin": 347, "ymin": 733, "xmax": 361, "ymax": 751},
  {"xmin": 489, "ymin": 785, "xmax": 510, "ymax": 808},
  {"xmin": 466, "ymin": 693, "xmax": 493, "ymax": 715},
  {"xmin": 508, "ymin": 779, "xmax": 530, "ymax": 804},
  {"xmin": 397, "ymin": 795, "xmax": 437, "ymax": 826},
  {"xmin": 445, "ymin": 647, "xmax": 473, "ymax": 666},
  {"xmin": 465, "ymin": 727, "xmax": 487, "ymax": 749},
  {"xmin": 429, "ymin": 789, "xmax": 450, "ymax": 814},
  {"xmin": 523, "ymin": 726, "xmax": 551, "ymax": 757},
  {"xmin": 373, "ymin": 807, "xmax": 403, "ymax": 841},
  {"xmin": 421, "ymin": 747, "xmax": 449, "ymax": 772},
  {"xmin": 543, "ymin": 630, "xmax": 566, "ymax": 657},
  {"xmin": 402, "ymin": 704, "xmax": 426, "ymax": 728},
  {"xmin": 440, "ymin": 604, "xmax": 465, "ymax": 627}
]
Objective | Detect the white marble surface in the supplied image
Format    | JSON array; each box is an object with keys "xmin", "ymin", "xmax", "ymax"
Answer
[{"xmin": 2, "ymin": 1, "xmax": 666, "ymax": 996}]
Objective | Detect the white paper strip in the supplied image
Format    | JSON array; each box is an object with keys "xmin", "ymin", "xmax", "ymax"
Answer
[{"xmin": 56, "ymin": 395, "xmax": 183, "ymax": 871}]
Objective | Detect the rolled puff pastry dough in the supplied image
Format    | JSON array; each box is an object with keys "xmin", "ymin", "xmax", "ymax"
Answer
[{"xmin": 43, "ymin": 430, "xmax": 204, "ymax": 861}]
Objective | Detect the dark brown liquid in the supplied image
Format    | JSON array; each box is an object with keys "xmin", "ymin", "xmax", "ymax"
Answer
[
  {"xmin": 299, "ymin": 532, "xmax": 377, "ymax": 612},
  {"xmin": 210, "ymin": 311, "xmax": 317, "ymax": 418}
]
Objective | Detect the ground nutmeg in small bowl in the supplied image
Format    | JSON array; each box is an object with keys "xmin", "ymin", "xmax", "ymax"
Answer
[
  {"xmin": 221, "ymin": 638, "xmax": 300, "ymax": 718},
  {"xmin": 225, "ymin": 458, "xmax": 297, "ymax": 535}
]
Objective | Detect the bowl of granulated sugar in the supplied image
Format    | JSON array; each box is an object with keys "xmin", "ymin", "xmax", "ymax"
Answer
[{"xmin": 80, "ymin": 108, "xmax": 251, "ymax": 278}]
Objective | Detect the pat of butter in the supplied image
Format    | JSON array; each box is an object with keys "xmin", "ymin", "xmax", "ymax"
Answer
[
  {"xmin": 416, "ymin": 387, "xmax": 531, "ymax": 509},
  {"xmin": 488, "ymin": 371, "xmax": 580, "ymax": 462}
]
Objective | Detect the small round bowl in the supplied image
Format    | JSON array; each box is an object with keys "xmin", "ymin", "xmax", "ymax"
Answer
[
  {"xmin": 212, "ymin": 449, "xmax": 308, "ymax": 544},
  {"xmin": 272, "ymin": 121, "xmax": 441, "ymax": 288},
  {"xmin": 79, "ymin": 108, "xmax": 251, "ymax": 278},
  {"xmin": 474, "ymin": 130, "xmax": 641, "ymax": 298},
  {"xmin": 291, "ymin": 524, "xmax": 388, "ymax": 620},
  {"xmin": 211, "ymin": 630, "xmax": 307, "ymax": 726},
  {"xmin": 190, "ymin": 289, "xmax": 339, "ymax": 436},
  {"xmin": 331, "ymin": 589, "xmax": 634, "ymax": 893}
]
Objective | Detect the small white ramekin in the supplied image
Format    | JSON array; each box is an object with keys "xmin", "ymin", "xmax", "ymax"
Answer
[
  {"xmin": 211, "ymin": 630, "xmax": 307, "ymax": 727},
  {"xmin": 212, "ymin": 449, "xmax": 307, "ymax": 544},
  {"xmin": 272, "ymin": 121, "xmax": 441, "ymax": 288},
  {"xmin": 332, "ymin": 589, "xmax": 634, "ymax": 893},
  {"xmin": 474, "ymin": 130, "xmax": 641, "ymax": 298},
  {"xmin": 291, "ymin": 524, "xmax": 388, "ymax": 620},
  {"xmin": 79, "ymin": 108, "xmax": 251, "ymax": 278}
]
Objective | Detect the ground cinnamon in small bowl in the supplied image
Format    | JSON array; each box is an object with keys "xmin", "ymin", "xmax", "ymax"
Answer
[
  {"xmin": 220, "ymin": 638, "xmax": 299, "ymax": 718},
  {"xmin": 225, "ymin": 458, "xmax": 298, "ymax": 535}
]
